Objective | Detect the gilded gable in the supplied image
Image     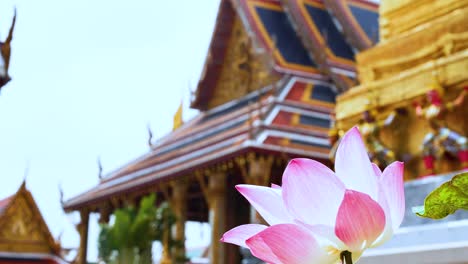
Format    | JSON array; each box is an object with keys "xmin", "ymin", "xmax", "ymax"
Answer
[
  {"xmin": 0, "ymin": 184, "xmax": 59, "ymax": 254},
  {"xmin": 207, "ymin": 17, "xmax": 280, "ymax": 109}
]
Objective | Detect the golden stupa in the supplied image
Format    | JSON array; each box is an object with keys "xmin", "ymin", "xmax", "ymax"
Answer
[{"xmin": 336, "ymin": 0, "xmax": 468, "ymax": 179}]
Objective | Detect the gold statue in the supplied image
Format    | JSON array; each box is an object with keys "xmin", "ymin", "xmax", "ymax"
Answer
[
  {"xmin": 414, "ymin": 85, "xmax": 468, "ymax": 176},
  {"xmin": 358, "ymin": 108, "xmax": 404, "ymax": 168}
]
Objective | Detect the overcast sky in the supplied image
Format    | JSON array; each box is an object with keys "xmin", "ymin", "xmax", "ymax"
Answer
[{"xmin": 0, "ymin": 0, "xmax": 220, "ymax": 261}]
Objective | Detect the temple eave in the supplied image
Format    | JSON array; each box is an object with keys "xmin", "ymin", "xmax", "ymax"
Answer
[{"xmin": 63, "ymin": 139, "xmax": 330, "ymax": 212}]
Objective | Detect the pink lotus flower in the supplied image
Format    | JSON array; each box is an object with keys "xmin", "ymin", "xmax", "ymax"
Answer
[{"xmin": 221, "ymin": 127, "xmax": 405, "ymax": 263}]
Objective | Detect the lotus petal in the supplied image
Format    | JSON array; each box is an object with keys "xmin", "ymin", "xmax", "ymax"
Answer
[
  {"xmin": 236, "ymin": 185, "xmax": 292, "ymax": 225},
  {"xmin": 335, "ymin": 127, "xmax": 379, "ymax": 200},
  {"xmin": 220, "ymin": 224, "xmax": 267, "ymax": 248},
  {"xmin": 282, "ymin": 158, "xmax": 345, "ymax": 226},
  {"xmin": 246, "ymin": 224, "xmax": 335, "ymax": 264},
  {"xmin": 335, "ymin": 190, "xmax": 386, "ymax": 252}
]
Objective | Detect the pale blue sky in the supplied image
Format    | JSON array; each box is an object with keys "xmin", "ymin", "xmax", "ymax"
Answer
[{"xmin": 0, "ymin": 0, "xmax": 220, "ymax": 261}]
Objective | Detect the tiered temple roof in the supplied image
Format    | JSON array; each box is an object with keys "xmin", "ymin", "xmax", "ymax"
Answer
[
  {"xmin": 64, "ymin": 0, "xmax": 379, "ymax": 214},
  {"xmin": 65, "ymin": 76, "xmax": 336, "ymax": 214}
]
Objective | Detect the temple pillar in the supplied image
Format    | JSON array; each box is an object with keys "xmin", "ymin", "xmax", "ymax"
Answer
[
  {"xmin": 159, "ymin": 187, "xmax": 172, "ymax": 264},
  {"xmin": 98, "ymin": 204, "xmax": 111, "ymax": 224},
  {"xmin": 75, "ymin": 209, "xmax": 89, "ymax": 264},
  {"xmin": 170, "ymin": 179, "xmax": 189, "ymax": 263},
  {"xmin": 160, "ymin": 226, "xmax": 171, "ymax": 264},
  {"xmin": 209, "ymin": 172, "xmax": 227, "ymax": 264},
  {"xmin": 198, "ymin": 170, "xmax": 227, "ymax": 264}
]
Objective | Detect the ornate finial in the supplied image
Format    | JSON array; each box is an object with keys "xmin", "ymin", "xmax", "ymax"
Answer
[
  {"xmin": 0, "ymin": 8, "xmax": 16, "ymax": 86},
  {"xmin": 19, "ymin": 179, "xmax": 26, "ymax": 191},
  {"xmin": 97, "ymin": 157, "xmax": 103, "ymax": 180},
  {"xmin": 147, "ymin": 123, "xmax": 154, "ymax": 148},
  {"xmin": 58, "ymin": 183, "xmax": 64, "ymax": 206}
]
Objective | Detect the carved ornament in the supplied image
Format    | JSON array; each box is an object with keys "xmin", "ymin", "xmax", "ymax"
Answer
[{"xmin": 207, "ymin": 18, "xmax": 279, "ymax": 109}]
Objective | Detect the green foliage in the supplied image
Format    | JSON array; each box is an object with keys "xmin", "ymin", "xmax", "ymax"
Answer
[
  {"xmin": 98, "ymin": 194, "xmax": 179, "ymax": 264},
  {"xmin": 416, "ymin": 172, "xmax": 468, "ymax": 219}
]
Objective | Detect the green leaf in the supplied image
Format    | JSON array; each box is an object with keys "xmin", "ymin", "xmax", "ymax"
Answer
[
  {"xmin": 416, "ymin": 172, "xmax": 468, "ymax": 219},
  {"xmin": 98, "ymin": 193, "xmax": 178, "ymax": 263}
]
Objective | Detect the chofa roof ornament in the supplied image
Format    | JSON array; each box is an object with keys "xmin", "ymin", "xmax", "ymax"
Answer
[{"xmin": 0, "ymin": 8, "xmax": 16, "ymax": 91}]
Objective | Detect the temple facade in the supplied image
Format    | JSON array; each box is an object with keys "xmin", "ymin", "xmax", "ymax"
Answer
[
  {"xmin": 63, "ymin": 0, "xmax": 379, "ymax": 263},
  {"xmin": 0, "ymin": 182, "xmax": 67, "ymax": 264}
]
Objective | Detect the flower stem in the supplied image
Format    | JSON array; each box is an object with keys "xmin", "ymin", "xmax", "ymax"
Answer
[{"xmin": 340, "ymin": 251, "xmax": 353, "ymax": 264}]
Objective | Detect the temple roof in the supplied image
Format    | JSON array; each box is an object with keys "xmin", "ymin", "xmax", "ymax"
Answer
[
  {"xmin": 64, "ymin": 0, "xmax": 380, "ymax": 213},
  {"xmin": 0, "ymin": 182, "xmax": 63, "ymax": 261},
  {"xmin": 64, "ymin": 76, "xmax": 336, "ymax": 211},
  {"xmin": 192, "ymin": 0, "xmax": 379, "ymax": 109}
]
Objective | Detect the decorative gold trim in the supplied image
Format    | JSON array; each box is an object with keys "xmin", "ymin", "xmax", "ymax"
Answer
[
  {"xmin": 337, "ymin": 49, "xmax": 468, "ymax": 123},
  {"xmin": 380, "ymin": 0, "xmax": 468, "ymax": 41}
]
